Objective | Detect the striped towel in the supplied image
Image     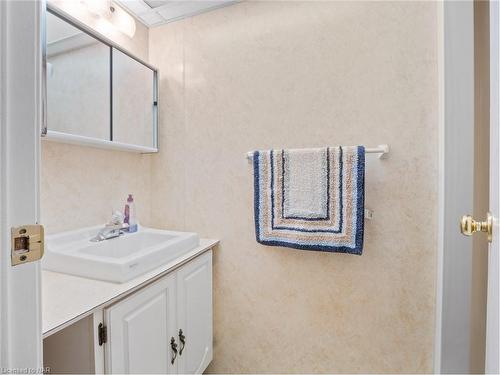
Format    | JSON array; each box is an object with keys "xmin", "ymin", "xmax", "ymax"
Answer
[{"xmin": 252, "ymin": 146, "xmax": 365, "ymax": 255}]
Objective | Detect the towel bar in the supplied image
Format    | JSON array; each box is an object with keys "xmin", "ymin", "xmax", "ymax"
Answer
[
  {"xmin": 246, "ymin": 146, "xmax": 382, "ymax": 221},
  {"xmin": 246, "ymin": 144, "xmax": 389, "ymax": 161}
]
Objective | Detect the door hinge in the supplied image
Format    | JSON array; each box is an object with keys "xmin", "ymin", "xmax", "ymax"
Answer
[{"xmin": 98, "ymin": 323, "xmax": 107, "ymax": 346}]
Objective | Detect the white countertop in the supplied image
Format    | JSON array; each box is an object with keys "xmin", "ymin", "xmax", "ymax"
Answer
[{"xmin": 42, "ymin": 238, "xmax": 219, "ymax": 338}]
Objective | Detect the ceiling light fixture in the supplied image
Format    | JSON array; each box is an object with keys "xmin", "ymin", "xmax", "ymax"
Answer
[
  {"xmin": 108, "ymin": 3, "xmax": 136, "ymax": 38},
  {"xmin": 80, "ymin": 0, "xmax": 136, "ymax": 38}
]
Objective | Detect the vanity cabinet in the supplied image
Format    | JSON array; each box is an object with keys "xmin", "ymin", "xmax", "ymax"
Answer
[
  {"xmin": 176, "ymin": 252, "xmax": 213, "ymax": 374},
  {"xmin": 104, "ymin": 273, "xmax": 177, "ymax": 373},
  {"xmin": 43, "ymin": 248, "xmax": 215, "ymax": 375},
  {"xmin": 104, "ymin": 251, "xmax": 213, "ymax": 374}
]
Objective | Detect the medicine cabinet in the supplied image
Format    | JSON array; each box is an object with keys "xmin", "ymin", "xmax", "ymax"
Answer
[{"xmin": 43, "ymin": 5, "xmax": 158, "ymax": 153}]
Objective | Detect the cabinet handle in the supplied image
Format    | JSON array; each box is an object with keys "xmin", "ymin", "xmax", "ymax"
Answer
[
  {"xmin": 170, "ymin": 337, "xmax": 178, "ymax": 365},
  {"xmin": 179, "ymin": 329, "xmax": 186, "ymax": 355}
]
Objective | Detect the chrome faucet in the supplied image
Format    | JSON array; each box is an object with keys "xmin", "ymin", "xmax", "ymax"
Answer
[{"xmin": 91, "ymin": 211, "xmax": 129, "ymax": 242}]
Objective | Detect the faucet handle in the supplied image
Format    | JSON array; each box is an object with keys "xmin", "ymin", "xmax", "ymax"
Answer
[{"xmin": 108, "ymin": 211, "xmax": 125, "ymax": 226}]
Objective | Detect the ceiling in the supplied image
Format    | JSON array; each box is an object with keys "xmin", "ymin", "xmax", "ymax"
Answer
[{"xmin": 115, "ymin": 0, "xmax": 238, "ymax": 27}]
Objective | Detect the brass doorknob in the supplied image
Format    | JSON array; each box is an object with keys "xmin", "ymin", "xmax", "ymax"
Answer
[{"xmin": 460, "ymin": 212, "xmax": 493, "ymax": 242}]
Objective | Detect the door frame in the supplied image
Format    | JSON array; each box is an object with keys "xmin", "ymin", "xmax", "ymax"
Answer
[
  {"xmin": 486, "ymin": 1, "xmax": 500, "ymax": 372},
  {"xmin": 435, "ymin": 0, "xmax": 481, "ymax": 373},
  {"xmin": 0, "ymin": 0, "xmax": 44, "ymax": 370}
]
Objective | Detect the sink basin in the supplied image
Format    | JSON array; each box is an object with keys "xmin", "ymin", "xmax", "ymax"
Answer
[{"xmin": 42, "ymin": 226, "xmax": 199, "ymax": 283}]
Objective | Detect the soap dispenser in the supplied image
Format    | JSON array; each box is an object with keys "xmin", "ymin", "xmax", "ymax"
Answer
[{"xmin": 124, "ymin": 194, "xmax": 138, "ymax": 233}]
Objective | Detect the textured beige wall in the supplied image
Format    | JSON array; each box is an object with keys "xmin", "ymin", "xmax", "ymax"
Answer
[
  {"xmin": 42, "ymin": 2, "xmax": 152, "ymax": 234},
  {"xmin": 149, "ymin": 1, "xmax": 439, "ymax": 373},
  {"xmin": 41, "ymin": 143, "xmax": 152, "ymax": 233}
]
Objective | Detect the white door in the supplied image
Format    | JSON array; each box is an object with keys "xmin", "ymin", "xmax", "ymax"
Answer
[
  {"xmin": 487, "ymin": 3, "xmax": 500, "ymax": 372},
  {"xmin": 105, "ymin": 274, "xmax": 177, "ymax": 374},
  {"xmin": 0, "ymin": 0, "xmax": 44, "ymax": 370},
  {"xmin": 176, "ymin": 251, "xmax": 213, "ymax": 374}
]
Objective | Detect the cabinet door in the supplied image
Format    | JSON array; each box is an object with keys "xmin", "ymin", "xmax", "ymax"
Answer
[
  {"xmin": 104, "ymin": 274, "xmax": 177, "ymax": 374},
  {"xmin": 177, "ymin": 251, "xmax": 213, "ymax": 374}
]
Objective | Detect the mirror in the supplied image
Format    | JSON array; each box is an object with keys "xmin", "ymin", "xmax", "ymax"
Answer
[
  {"xmin": 46, "ymin": 12, "xmax": 111, "ymax": 140},
  {"xmin": 113, "ymin": 49, "xmax": 156, "ymax": 148},
  {"xmin": 44, "ymin": 8, "xmax": 158, "ymax": 153}
]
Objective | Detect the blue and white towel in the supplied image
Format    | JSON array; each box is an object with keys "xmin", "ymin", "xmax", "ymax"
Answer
[{"xmin": 253, "ymin": 146, "xmax": 365, "ymax": 255}]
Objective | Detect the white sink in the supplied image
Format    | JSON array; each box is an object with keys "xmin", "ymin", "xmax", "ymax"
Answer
[{"xmin": 42, "ymin": 226, "xmax": 199, "ymax": 283}]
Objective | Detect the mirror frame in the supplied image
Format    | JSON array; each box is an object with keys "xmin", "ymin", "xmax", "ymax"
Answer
[{"xmin": 42, "ymin": 4, "xmax": 159, "ymax": 153}]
